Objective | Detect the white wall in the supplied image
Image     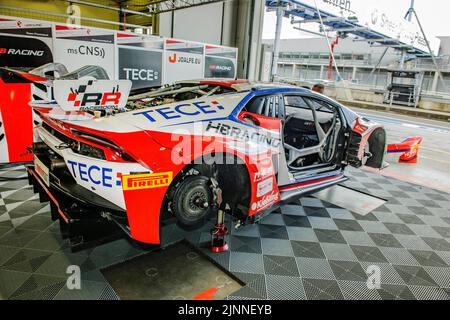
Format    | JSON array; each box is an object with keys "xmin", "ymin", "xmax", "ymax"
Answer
[
  {"xmin": 158, "ymin": 0, "xmax": 265, "ymax": 79},
  {"xmin": 159, "ymin": 3, "xmax": 224, "ymax": 45}
]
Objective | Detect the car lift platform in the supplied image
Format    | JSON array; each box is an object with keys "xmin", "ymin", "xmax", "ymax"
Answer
[
  {"xmin": 102, "ymin": 240, "xmax": 242, "ymax": 300},
  {"xmin": 1, "ymin": 167, "xmax": 450, "ymax": 300}
]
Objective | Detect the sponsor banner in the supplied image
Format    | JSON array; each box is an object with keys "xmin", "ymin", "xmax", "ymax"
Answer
[
  {"xmin": 164, "ymin": 39, "xmax": 204, "ymax": 84},
  {"xmin": 204, "ymin": 56, "xmax": 236, "ymax": 79},
  {"xmin": 117, "ymin": 33, "xmax": 164, "ymax": 50},
  {"xmin": 53, "ymin": 79, "xmax": 132, "ymax": 112},
  {"xmin": 118, "ymin": 47, "xmax": 162, "ymax": 90},
  {"xmin": 205, "ymin": 45, "xmax": 238, "ymax": 59},
  {"xmin": 204, "ymin": 45, "xmax": 237, "ymax": 79},
  {"xmin": 0, "ymin": 17, "xmax": 52, "ymax": 38},
  {"xmin": 165, "ymin": 39, "xmax": 204, "ymax": 54},
  {"xmin": 0, "ymin": 17, "xmax": 53, "ymax": 69},
  {"xmin": 54, "ymin": 25, "xmax": 115, "ymax": 79},
  {"xmin": 0, "ymin": 35, "xmax": 53, "ymax": 68},
  {"xmin": 55, "ymin": 25, "xmax": 114, "ymax": 43}
]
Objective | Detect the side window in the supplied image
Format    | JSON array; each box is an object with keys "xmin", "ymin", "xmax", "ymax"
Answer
[
  {"xmin": 245, "ymin": 95, "xmax": 280, "ymax": 118},
  {"xmin": 284, "ymin": 95, "xmax": 309, "ymax": 116},
  {"xmin": 304, "ymin": 98, "xmax": 335, "ymax": 114}
]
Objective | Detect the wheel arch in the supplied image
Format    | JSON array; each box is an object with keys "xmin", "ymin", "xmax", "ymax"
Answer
[{"xmin": 164, "ymin": 151, "xmax": 253, "ymax": 221}]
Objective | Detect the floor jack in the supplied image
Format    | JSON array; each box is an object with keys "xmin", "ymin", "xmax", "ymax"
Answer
[{"xmin": 209, "ymin": 178, "xmax": 229, "ymax": 253}]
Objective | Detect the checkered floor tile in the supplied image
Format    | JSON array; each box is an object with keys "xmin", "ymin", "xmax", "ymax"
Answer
[{"xmin": 1, "ymin": 166, "xmax": 450, "ymax": 300}]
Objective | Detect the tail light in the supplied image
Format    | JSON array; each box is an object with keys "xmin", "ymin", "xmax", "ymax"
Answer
[
  {"xmin": 71, "ymin": 140, "xmax": 106, "ymax": 160},
  {"xmin": 70, "ymin": 129, "xmax": 137, "ymax": 162}
]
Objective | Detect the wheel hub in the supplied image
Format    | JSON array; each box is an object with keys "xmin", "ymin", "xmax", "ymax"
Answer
[{"xmin": 182, "ymin": 185, "xmax": 210, "ymax": 219}]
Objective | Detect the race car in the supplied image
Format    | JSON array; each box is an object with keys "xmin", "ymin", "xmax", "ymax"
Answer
[{"xmin": 27, "ymin": 77, "xmax": 387, "ymax": 246}]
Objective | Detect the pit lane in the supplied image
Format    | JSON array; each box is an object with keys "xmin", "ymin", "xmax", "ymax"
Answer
[{"xmin": 353, "ymin": 108, "xmax": 450, "ymax": 194}]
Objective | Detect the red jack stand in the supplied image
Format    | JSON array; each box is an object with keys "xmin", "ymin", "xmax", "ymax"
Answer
[
  {"xmin": 208, "ymin": 178, "xmax": 229, "ymax": 253},
  {"xmin": 209, "ymin": 208, "xmax": 229, "ymax": 253}
]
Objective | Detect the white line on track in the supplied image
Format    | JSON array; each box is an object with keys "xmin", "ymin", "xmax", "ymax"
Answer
[
  {"xmin": 420, "ymin": 155, "xmax": 450, "ymax": 165},
  {"xmin": 421, "ymin": 146, "xmax": 450, "ymax": 155}
]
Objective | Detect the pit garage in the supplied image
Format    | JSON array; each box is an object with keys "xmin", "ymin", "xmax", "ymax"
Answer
[{"xmin": 1, "ymin": 0, "xmax": 450, "ymax": 303}]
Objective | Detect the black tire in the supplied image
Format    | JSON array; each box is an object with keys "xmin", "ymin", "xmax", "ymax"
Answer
[{"xmin": 171, "ymin": 175, "xmax": 213, "ymax": 228}]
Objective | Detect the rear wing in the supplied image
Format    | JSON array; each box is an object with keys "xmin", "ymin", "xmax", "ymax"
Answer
[{"xmin": 30, "ymin": 79, "xmax": 132, "ymax": 113}]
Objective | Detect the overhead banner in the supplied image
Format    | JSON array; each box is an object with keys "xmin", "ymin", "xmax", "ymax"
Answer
[
  {"xmin": 54, "ymin": 25, "xmax": 115, "ymax": 79},
  {"xmin": 0, "ymin": 17, "xmax": 53, "ymax": 68},
  {"xmin": 204, "ymin": 45, "xmax": 238, "ymax": 79},
  {"xmin": 117, "ymin": 33, "xmax": 163, "ymax": 90},
  {"xmin": 291, "ymin": 0, "xmax": 429, "ymax": 52},
  {"xmin": 164, "ymin": 39, "xmax": 204, "ymax": 84}
]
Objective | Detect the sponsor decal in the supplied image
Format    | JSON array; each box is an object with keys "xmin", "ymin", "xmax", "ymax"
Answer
[
  {"xmin": 123, "ymin": 68, "xmax": 159, "ymax": 81},
  {"xmin": 353, "ymin": 118, "xmax": 369, "ymax": 135},
  {"xmin": 34, "ymin": 156, "xmax": 50, "ymax": 187},
  {"xmin": 122, "ymin": 172, "xmax": 173, "ymax": 191},
  {"xmin": 251, "ymin": 192, "xmax": 279, "ymax": 211},
  {"xmin": 257, "ymin": 177, "xmax": 274, "ymax": 197},
  {"xmin": 205, "ymin": 122, "xmax": 281, "ymax": 148},
  {"xmin": 54, "ymin": 80, "xmax": 131, "ymax": 111},
  {"xmin": 168, "ymin": 53, "xmax": 201, "ymax": 65},
  {"xmin": 204, "ymin": 56, "xmax": 235, "ymax": 78},
  {"xmin": 168, "ymin": 53, "xmax": 176, "ymax": 63},
  {"xmin": 0, "ymin": 48, "xmax": 44, "ymax": 56},
  {"xmin": 66, "ymin": 45, "xmax": 106, "ymax": 58},
  {"xmin": 67, "ymin": 160, "xmax": 121, "ymax": 188},
  {"xmin": 66, "ymin": 81, "xmax": 122, "ymax": 111},
  {"xmin": 254, "ymin": 167, "xmax": 275, "ymax": 182},
  {"xmin": 134, "ymin": 101, "xmax": 225, "ymax": 122},
  {"xmin": 208, "ymin": 65, "xmax": 231, "ymax": 71}
]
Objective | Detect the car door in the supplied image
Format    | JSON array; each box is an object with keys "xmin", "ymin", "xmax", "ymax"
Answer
[
  {"xmin": 238, "ymin": 94, "xmax": 284, "ymax": 132},
  {"xmin": 238, "ymin": 93, "xmax": 293, "ymax": 186}
]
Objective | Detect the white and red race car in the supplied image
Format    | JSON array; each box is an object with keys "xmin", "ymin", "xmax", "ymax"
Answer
[{"xmin": 28, "ymin": 74, "xmax": 387, "ymax": 246}]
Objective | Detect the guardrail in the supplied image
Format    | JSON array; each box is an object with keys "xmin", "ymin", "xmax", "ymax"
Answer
[{"xmin": 277, "ymin": 58, "xmax": 377, "ymax": 67}]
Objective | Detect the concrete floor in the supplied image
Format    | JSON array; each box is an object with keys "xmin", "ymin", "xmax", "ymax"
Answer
[{"xmin": 353, "ymin": 107, "xmax": 450, "ymax": 193}]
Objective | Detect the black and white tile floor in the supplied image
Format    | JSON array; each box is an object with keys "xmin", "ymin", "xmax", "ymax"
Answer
[{"xmin": 1, "ymin": 166, "xmax": 450, "ymax": 300}]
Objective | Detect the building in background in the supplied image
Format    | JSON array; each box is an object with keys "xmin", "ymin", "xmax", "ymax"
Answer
[{"xmin": 261, "ymin": 37, "xmax": 450, "ymax": 93}]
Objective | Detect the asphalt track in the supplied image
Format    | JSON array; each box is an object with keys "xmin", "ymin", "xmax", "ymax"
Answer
[{"xmin": 352, "ymin": 107, "xmax": 450, "ymax": 194}]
